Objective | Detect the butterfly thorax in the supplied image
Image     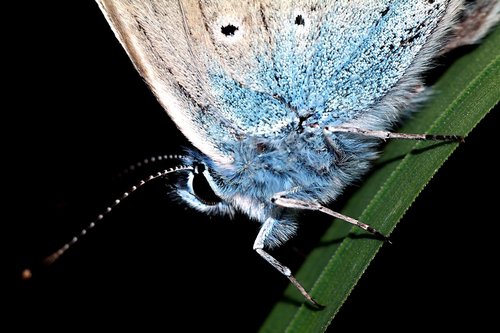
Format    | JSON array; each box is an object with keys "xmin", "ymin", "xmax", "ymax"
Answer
[{"xmin": 200, "ymin": 125, "xmax": 378, "ymax": 225}]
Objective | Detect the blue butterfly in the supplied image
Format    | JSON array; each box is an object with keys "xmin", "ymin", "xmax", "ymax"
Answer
[{"xmin": 44, "ymin": 0, "xmax": 498, "ymax": 306}]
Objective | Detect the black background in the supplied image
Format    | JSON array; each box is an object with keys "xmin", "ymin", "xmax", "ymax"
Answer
[{"xmin": 7, "ymin": 2, "xmax": 498, "ymax": 332}]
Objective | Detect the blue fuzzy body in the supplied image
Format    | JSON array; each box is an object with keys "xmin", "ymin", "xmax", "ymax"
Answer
[{"xmin": 191, "ymin": 126, "xmax": 378, "ymax": 247}]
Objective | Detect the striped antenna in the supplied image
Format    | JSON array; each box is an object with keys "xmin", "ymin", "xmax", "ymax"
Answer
[
  {"xmin": 42, "ymin": 164, "xmax": 193, "ymax": 266},
  {"xmin": 115, "ymin": 154, "xmax": 186, "ymax": 179}
]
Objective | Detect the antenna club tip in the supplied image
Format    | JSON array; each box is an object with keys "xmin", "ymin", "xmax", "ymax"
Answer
[{"xmin": 21, "ymin": 268, "xmax": 33, "ymax": 280}]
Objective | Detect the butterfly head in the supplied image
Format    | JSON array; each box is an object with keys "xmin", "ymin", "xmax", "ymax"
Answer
[{"xmin": 174, "ymin": 130, "xmax": 372, "ymax": 244}]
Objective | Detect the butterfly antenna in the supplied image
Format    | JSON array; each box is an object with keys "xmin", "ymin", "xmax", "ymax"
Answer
[
  {"xmin": 115, "ymin": 154, "xmax": 186, "ymax": 179},
  {"xmin": 38, "ymin": 164, "xmax": 193, "ymax": 268}
]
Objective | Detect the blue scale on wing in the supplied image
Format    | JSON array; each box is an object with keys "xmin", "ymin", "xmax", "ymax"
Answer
[
  {"xmin": 203, "ymin": 0, "xmax": 447, "ymax": 138},
  {"xmin": 321, "ymin": 1, "xmax": 447, "ymax": 122},
  {"xmin": 249, "ymin": 0, "xmax": 446, "ymax": 129},
  {"xmin": 207, "ymin": 68, "xmax": 296, "ymax": 137},
  {"xmin": 269, "ymin": 2, "xmax": 394, "ymax": 123}
]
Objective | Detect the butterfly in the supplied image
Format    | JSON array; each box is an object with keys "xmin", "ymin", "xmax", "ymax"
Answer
[{"xmin": 43, "ymin": 0, "xmax": 499, "ymax": 306}]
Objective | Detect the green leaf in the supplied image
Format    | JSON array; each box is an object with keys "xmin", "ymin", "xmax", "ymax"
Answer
[{"xmin": 259, "ymin": 27, "xmax": 499, "ymax": 333}]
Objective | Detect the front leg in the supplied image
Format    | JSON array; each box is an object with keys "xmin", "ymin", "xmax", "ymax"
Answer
[
  {"xmin": 254, "ymin": 217, "xmax": 322, "ymax": 307},
  {"xmin": 271, "ymin": 191, "xmax": 391, "ymax": 243}
]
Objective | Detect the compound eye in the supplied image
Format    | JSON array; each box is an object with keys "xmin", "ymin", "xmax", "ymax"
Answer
[{"xmin": 190, "ymin": 164, "xmax": 222, "ymax": 206}]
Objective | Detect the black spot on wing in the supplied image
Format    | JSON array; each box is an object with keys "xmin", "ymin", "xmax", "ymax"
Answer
[
  {"xmin": 221, "ymin": 24, "xmax": 239, "ymax": 36},
  {"xmin": 295, "ymin": 15, "xmax": 305, "ymax": 26}
]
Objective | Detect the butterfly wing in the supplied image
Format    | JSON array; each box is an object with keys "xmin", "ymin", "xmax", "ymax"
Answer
[
  {"xmin": 96, "ymin": 0, "xmax": 302, "ymax": 164},
  {"xmin": 96, "ymin": 1, "xmax": 462, "ymax": 151},
  {"xmin": 96, "ymin": 0, "xmax": 236, "ymax": 164}
]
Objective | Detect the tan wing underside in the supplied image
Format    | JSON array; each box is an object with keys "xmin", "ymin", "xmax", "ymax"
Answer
[{"xmin": 95, "ymin": 0, "xmax": 242, "ymax": 164}]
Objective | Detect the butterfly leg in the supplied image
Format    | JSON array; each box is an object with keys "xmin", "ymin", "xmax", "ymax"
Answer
[
  {"xmin": 324, "ymin": 126, "xmax": 463, "ymax": 142},
  {"xmin": 254, "ymin": 218, "xmax": 323, "ymax": 307},
  {"xmin": 272, "ymin": 192, "xmax": 390, "ymax": 243}
]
